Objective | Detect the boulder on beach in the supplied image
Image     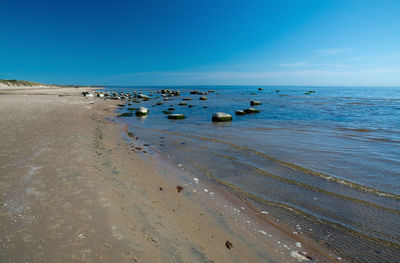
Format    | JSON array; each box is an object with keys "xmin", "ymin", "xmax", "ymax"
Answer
[
  {"xmin": 212, "ymin": 112, "xmax": 232, "ymax": 122},
  {"xmin": 244, "ymin": 108, "xmax": 260, "ymax": 114},
  {"xmin": 250, "ymin": 100, "xmax": 262, "ymax": 106},
  {"xmin": 235, "ymin": 110, "xmax": 246, "ymax": 115},
  {"xmin": 136, "ymin": 107, "xmax": 149, "ymax": 116},
  {"xmin": 138, "ymin": 94, "xmax": 149, "ymax": 99},
  {"xmin": 199, "ymin": 96, "xmax": 208, "ymax": 100},
  {"xmin": 167, "ymin": 114, "xmax": 186, "ymax": 119},
  {"xmin": 83, "ymin": 92, "xmax": 94, "ymax": 97}
]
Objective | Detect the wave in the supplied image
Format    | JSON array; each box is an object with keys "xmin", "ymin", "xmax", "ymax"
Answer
[{"xmin": 156, "ymin": 129, "xmax": 400, "ymax": 201}]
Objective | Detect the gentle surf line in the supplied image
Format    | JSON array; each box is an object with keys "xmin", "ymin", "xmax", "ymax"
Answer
[
  {"xmin": 212, "ymin": 152, "xmax": 400, "ymax": 216},
  {"xmin": 156, "ymin": 129, "xmax": 400, "ymax": 200},
  {"xmin": 189, "ymin": 159, "xmax": 400, "ymax": 250}
]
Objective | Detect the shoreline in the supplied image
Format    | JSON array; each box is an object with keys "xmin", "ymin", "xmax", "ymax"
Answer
[{"xmin": 0, "ymin": 87, "xmax": 334, "ymax": 262}]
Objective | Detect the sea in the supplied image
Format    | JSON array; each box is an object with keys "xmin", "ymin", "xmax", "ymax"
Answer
[{"xmin": 103, "ymin": 86, "xmax": 400, "ymax": 262}]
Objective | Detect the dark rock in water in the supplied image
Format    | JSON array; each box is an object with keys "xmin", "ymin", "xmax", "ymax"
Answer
[
  {"xmin": 304, "ymin": 90, "xmax": 316, "ymax": 95},
  {"xmin": 135, "ymin": 107, "xmax": 149, "ymax": 116},
  {"xmin": 127, "ymin": 107, "xmax": 139, "ymax": 111},
  {"xmin": 128, "ymin": 103, "xmax": 132, "ymax": 106},
  {"xmin": 182, "ymin": 97, "xmax": 192, "ymax": 101},
  {"xmin": 208, "ymin": 90, "xmax": 215, "ymax": 93},
  {"xmin": 275, "ymin": 90, "xmax": 280, "ymax": 93},
  {"xmin": 258, "ymin": 88, "xmax": 263, "ymax": 91},
  {"xmin": 117, "ymin": 104, "xmax": 126, "ymax": 107},
  {"xmin": 190, "ymin": 90, "xmax": 199, "ymax": 95},
  {"xmin": 168, "ymin": 114, "xmax": 186, "ymax": 119},
  {"xmin": 118, "ymin": 112, "xmax": 133, "ymax": 117},
  {"xmin": 235, "ymin": 110, "xmax": 246, "ymax": 115},
  {"xmin": 179, "ymin": 102, "xmax": 187, "ymax": 106},
  {"xmin": 202, "ymin": 106, "xmax": 208, "ymax": 108},
  {"xmin": 163, "ymin": 98, "xmax": 169, "ymax": 101},
  {"xmin": 156, "ymin": 101, "xmax": 163, "ymax": 105},
  {"xmin": 244, "ymin": 108, "xmax": 260, "ymax": 113},
  {"xmin": 250, "ymin": 100, "xmax": 262, "ymax": 106},
  {"xmin": 212, "ymin": 112, "xmax": 232, "ymax": 122},
  {"xmin": 143, "ymin": 98, "xmax": 150, "ymax": 101},
  {"xmin": 168, "ymin": 107, "xmax": 175, "ymax": 111},
  {"xmin": 250, "ymin": 93, "xmax": 257, "ymax": 95},
  {"xmin": 162, "ymin": 110, "xmax": 172, "ymax": 114},
  {"xmin": 188, "ymin": 105, "xmax": 194, "ymax": 108},
  {"xmin": 199, "ymin": 96, "xmax": 208, "ymax": 100}
]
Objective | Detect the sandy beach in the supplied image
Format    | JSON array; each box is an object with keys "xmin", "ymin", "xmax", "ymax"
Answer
[{"xmin": 0, "ymin": 87, "xmax": 335, "ymax": 262}]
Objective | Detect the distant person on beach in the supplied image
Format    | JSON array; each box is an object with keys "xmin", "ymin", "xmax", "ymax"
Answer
[{"xmin": 75, "ymin": 85, "xmax": 78, "ymax": 89}]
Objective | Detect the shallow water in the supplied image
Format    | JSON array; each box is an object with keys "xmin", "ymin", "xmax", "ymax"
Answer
[{"xmin": 107, "ymin": 86, "xmax": 400, "ymax": 261}]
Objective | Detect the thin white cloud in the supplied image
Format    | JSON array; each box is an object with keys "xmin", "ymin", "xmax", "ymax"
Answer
[
  {"xmin": 278, "ymin": 62, "xmax": 350, "ymax": 68},
  {"xmin": 127, "ymin": 67, "xmax": 400, "ymax": 79},
  {"xmin": 375, "ymin": 53, "xmax": 400, "ymax": 59},
  {"xmin": 316, "ymin": 63, "xmax": 352, "ymax": 68},
  {"xmin": 316, "ymin": 48, "xmax": 352, "ymax": 55},
  {"xmin": 103, "ymin": 67, "xmax": 400, "ymax": 86},
  {"xmin": 278, "ymin": 62, "xmax": 309, "ymax": 68},
  {"xmin": 345, "ymin": 56, "xmax": 365, "ymax": 61}
]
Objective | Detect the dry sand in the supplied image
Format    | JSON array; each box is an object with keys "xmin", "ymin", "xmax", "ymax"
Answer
[{"xmin": 0, "ymin": 87, "xmax": 335, "ymax": 262}]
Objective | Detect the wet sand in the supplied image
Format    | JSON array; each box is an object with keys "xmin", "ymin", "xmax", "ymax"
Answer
[{"xmin": 0, "ymin": 87, "xmax": 334, "ymax": 262}]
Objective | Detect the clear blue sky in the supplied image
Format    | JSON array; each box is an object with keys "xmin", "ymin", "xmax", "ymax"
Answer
[{"xmin": 0, "ymin": 0, "xmax": 399, "ymax": 86}]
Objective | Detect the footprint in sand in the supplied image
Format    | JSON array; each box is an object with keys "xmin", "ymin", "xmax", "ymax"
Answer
[
  {"xmin": 99, "ymin": 198, "xmax": 112, "ymax": 207},
  {"xmin": 83, "ymin": 199, "xmax": 93, "ymax": 205},
  {"xmin": 75, "ymin": 209, "xmax": 93, "ymax": 221},
  {"xmin": 111, "ymin": 226, "xmax": 124, "ymax": 240},
  {"xmin": 62, "ymin": 202, "xmax": 72, "ymax": 209},
  {"xmin": 22, "ymin": 234, "xmax": 33, "ymax": 242}
]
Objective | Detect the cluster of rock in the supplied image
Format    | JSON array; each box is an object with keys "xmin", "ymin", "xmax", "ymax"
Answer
[
  {"xmin": 83, "ymin": 91, "xmax": 161, "ymax": 101},
  {"xmin": 233, "ymin": 101, "xmax": 261, "ymax": 116},
  {"xmin": 158, "ymin": 89, "xmax": 181, "ymax": 98},
  {"xmin": 83, "ymin": 89, "xmax": 262, "ymax": 123},
  {"xmin": 190, "ymin": 90, "xmax": 208, "ymax": 95}
]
